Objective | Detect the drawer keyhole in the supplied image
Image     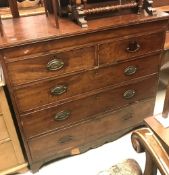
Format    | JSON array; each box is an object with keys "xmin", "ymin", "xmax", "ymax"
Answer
[{"xmin": 126, "ymin": 41, "xmax": 140, "ymax": 53}]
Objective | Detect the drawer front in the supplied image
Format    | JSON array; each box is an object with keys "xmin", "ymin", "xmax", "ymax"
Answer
[
  {"xmin": 28, "ymin": 98, "xmax": 155, "ymax": 161},
  {"xmin": 0, "ymin": 116, "xmax": 9, "ymax": 141},
  {"xmin": 0, "ymin": 141, "xmax": 18, "ymax": 171},
  {"xmin": 7, "ymin": 46, "xmax": 96, "ymax": 86},
  {"xmin": 15, "ymin": 55, "xmax": 159, "ymax": 113},
  {"xmin": 22, "ymin": 75, "xmax": 157, "ymax": 138},
  {"xmin": 99, "ymin": 32, "xmax": 164, "ymax": 65}
]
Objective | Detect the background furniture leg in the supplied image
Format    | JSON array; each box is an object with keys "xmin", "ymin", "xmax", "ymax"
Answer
[{"xmin": 8, "ymin": 0, "xmax": 20, "ymax": 18}]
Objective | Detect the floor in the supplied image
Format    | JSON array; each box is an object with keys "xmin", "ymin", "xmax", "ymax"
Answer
[{"xmin": 19, "ymin": 85, "xmax": 166, "ymax": 175}]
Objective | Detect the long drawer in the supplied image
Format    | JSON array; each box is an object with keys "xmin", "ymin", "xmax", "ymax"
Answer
[
  {"xmin": 14, "ymin": 55, "xmax": 160, "ymax": 113},
  {"xmin": 22, "ymin": 75, "xmax": 157, "ymax": 139},
  {"xmin": 28, "ymin": 98, "xmax": 155, "ymax": 162},
  {"xmin": 99, "ymin": 32, "xmax": 164, "ymax": 65},
  {"xmin": 7, "ymin": 46, "xmax": 96, "ymax": 86}
]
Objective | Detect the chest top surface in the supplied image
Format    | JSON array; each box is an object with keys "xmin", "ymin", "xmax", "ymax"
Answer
[{"xmin": 0, "ymin": 10, "xmax": 168, "ymax": 49}]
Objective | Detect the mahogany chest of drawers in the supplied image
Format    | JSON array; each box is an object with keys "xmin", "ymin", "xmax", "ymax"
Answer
[{"xmin": 0, "ymin": 11, "xmax": 168, "ymax": 172}]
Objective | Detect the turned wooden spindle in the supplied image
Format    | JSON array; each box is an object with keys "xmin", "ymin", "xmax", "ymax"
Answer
[{"xmin": 83, "ymin": 3, "xmax": 138, "ymax": 15}]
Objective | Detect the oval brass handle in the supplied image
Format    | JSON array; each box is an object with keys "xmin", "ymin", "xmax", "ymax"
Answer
[
  {"xmin": 123, "ymin": 89, "xmax": 136, "ymax": 99},
  {"xmin": 51, "ymin": 85, "xmax": 67, "ymax": 96},
  {"xmin": 124, "ymin": 66, "xmax": 137, "ymax": 76},
  {"xmin": 54, "ymin": 110, "xmax": 70, "ymax": 121},
  {"xmin": 126, "ymin": 41, "xmax": 140, "ymax": 53},
  {"xmin": 47, "ymin": 58, "xmax": 64, "ymax": 71}
]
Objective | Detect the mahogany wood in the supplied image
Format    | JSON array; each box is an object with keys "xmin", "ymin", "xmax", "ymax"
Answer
[
  {"xmin": 21, "ymin": 75, "xmax": 157, "ymax": 139},
  {"xmin": 7, "ymin": 46, "xmax": 96, "ymax": 86},
  {"xmin": 29, "ymin": 98, "xmax": 155, "ymax": 162},
  {"xmin": 6, "ymin": 52, "xmax": 159, "ymax": 86},
  {"xmin": 0, "ymin": 11, "xmax": 168, "ymax": 172},
  {"xmin": 99, "ymin": 32, "xmax": 164, "ymax": 65},
  {"xmin": 14, "ymin": 67, "xmax": 158, "ymax": 114},
  {"xmin": 0, "ymin": 13, "xmax": 168, "ymax": 50}
]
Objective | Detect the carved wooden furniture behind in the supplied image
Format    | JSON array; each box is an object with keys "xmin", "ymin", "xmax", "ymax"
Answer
[
  {"xmin": 98, "ymin": 126, "xmax": 169, "ymax": 175},
  {"xmin": 131, "ymin": 51, "xmax": 169, "ymax": 175},
  {"xmin": 0, "ymin": 87, "xmax": 27, "ymax": 175},
  {"xmin": 44, "ymin": 0, "xmax": 155, "ymax": 28},
  {"xmin": 139, "ymin": 81, "xmax": 169, "ymax": 175},
  {"xmin": 0, "ymin": 10, "xmax": 168, "ymax": 172},
  {"xmin": 131, "ymin": 127, "xmax": 169, "ymax": 175}
]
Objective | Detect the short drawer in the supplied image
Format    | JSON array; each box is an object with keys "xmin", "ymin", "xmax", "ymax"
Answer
[
  {"xmin": 0, "ymin": 116, "xmax": 9, "ymax": 141},
  {"xmin": 99, "ymin": 32, "xmax": 164, "ymax": 65},
  {"xmin": 0, "ymin": 141, "xmax": 18, "ymax": 171},
  {"xmin": 15, "ymin": 55, "xmax": 159, "ymax": 113},
  {"xmin": 7, "ymin": 46, "xmax": 96, "ymax": 86},
  {"xmin": 22, "ymin": 75, "xmax": 157, "ymax": 139},
  {"xmin": 28, "ymin": 98, "xmax": 155, "ymax": 161}
]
